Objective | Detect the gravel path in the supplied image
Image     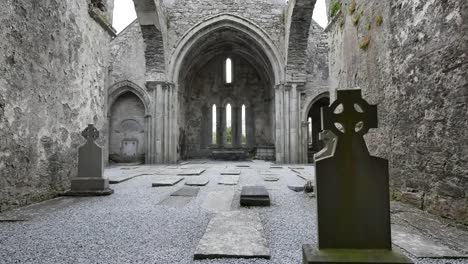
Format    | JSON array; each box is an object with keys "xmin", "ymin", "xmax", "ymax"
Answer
[{"xmin": 0, "ymin": 161, "xmax": 466, "ymax": 264}]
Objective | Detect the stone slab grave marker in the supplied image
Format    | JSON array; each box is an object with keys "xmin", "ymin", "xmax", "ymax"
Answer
[
  {"xmin": 152, "ymin": 177, "xmax": 184, "ymax": 187},
  {"xmin": 185, "ymin": 177, "xmax": 209, "ymax": 186},
  {"xmin": 171, "ymin": 187, "xmax": 200, "ymax": 197},
  {"xmin": 194, "ymin": 211, "xmax": 270, "ymax": 259},
  {"xmin": 240, "ymin": 186, "xmax": 270, "ymax": 206},
  {"xmin": 303, "ymin": 90, "xmax": 412, "ymax": 264},
  {"xmin": 220, "ymin": 169, "xmax": 241, "ymax": 175},
  {"xmin": 65, "ymin": 124, "xmax": 113, "ymax": 196}
]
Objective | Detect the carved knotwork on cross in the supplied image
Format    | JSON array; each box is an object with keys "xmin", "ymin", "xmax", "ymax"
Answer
[
  {"xmin": 82, "ymin": 124, "xmax": 100, "ymax": 142},
  {"xmin": 322, "ymin": 89, "xmax": 377, "ymax": 138}
]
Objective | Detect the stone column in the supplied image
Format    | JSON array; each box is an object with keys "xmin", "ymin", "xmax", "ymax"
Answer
[
  {"xmin": 283, "ymin": 85, "xmax": 291, "ymax": 163},
  {"xmin": 245, "ymin": 105, "xmax": 255, "ymax": 148},
  {"xmin": 232, "ymin": 106, "xmax": 241, "ymax": 147},
  {"xmin": 216, "ymin": 106, "xmax": 224, "ymax": 147},
  {"xmin": 168, "ymin": 84, "xmax": 177, "ymax": 163},
  {"xmin": 290, "ymin": 83, "xmax": 299, "ymax": 163},
  {"xmin": 163, "ymin": 85, "xmax": 170, "ymax": 163},
  {"xmin": 301, "ymin": 121, "xmax": 309, "ymax": 163},
  {"xmin": 155, "ymin": 83, "xmax": 164, "ymax": 163},
  {"xmin": 274, "ymin": 85, "xmax": 283, "ymax": 163},
  {"xmin": 220, "ymin": 107, "xmax": 226, "ymax": 146}
]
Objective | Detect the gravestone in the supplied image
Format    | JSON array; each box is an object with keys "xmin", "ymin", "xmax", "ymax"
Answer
[
  {"xmin": 313, "ymin": 130, "xmax": 337, "ymax": 162},
  {"xmin": 303, "ymin": 90, "xmax": 412, "ymax": 263},
  {"xmin": 240, "ymin": 186, "xmax": 270, "ymax": 206},
  {"xmin": 66, "ymin": 124, "xmax": 113, "ymax": 196}
]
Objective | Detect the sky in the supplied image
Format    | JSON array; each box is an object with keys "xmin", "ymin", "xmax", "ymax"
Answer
[{"xmin": 112, "ymin": 0, "xmax": 328, "ymax": 33}]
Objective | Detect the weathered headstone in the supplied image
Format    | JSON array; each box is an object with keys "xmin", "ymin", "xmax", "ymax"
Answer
[
  {"xmin": 65, "ymin": 124, "xmax": 113, "ymax": 196},
  {"xmin": 303, "ymin": 90, "xmax": 412, "ymax": 263},
  {"xmin": 240, "ymin": 186, "xmax": 270, "ymax": 206},
  {"xmin": 313, "ymin": 130, "xmax": 337, "ymax": 162}
]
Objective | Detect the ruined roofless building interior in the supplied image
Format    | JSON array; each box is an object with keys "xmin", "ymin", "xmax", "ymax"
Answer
[{"xmin": 0, "ymin": 0, "xmax": 467, "ymax": 262}]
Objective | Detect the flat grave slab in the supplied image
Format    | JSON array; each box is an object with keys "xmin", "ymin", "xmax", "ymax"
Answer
[
  {"xmin": 220, "ymin": 170, "xmax": 241, "ymax": 175},
  {"xmin": 269, "ymin": 166, "xmax": 283, "ymax": 169},
  {"xmin": 236, "ymin": 164, "xmax": 250, "ymax": 168},
  {"xmin": 288, "ymin": 166, "xmax": 305, "ymax": 169},
  {"xmin": 185, "ymin": 177, "xmax": 209, "ymax": 186},
  {"xmin": 240, "ymin": 186, "xmax": 270, "ymax": 206},
  {"xmin": 260, "ymin": 170, "xmax": 275, "ymax": 175},
  {"xmin": 218, "ymin": 175, "xmax": 240, "ymax": 185},
  {"xmin": 108, "ymin": 174, "xmax": 140, "ymax": 184},
  {"xmin": 201, "ymin": 190, "xmax": 235, "ymax": 212},
  {"xmin": 177, "ymin": 168, "xmax": 206, "ymax": 176},
  {"xmin": 151, "ymin": 177, "xmax": 184, "ymax": 187},
  {"xmin": 263, "ymin": 176, "xmax": 279, "ymax": 182},
  {"xmin": 392, "ymin": 224, "xmax": 465, "ymax": 258},
  {"xmin": 170, "ymin": 187, "xmax": 200, "ymax": 197},
  {"xmin": 158, "ymin": 196, "xmax": 192, "ymax": 207},
  {"xmin": 194, "ymin": 211, "xmax": 270, "ymax": 259}
]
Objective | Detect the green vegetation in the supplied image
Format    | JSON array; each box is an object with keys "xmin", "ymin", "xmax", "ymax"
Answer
[
  {"xmin": 330, "ymin": 0, "xmax": 342, "ymax": 17},
  {"xmin": 348, "ymin": 0, "xmax": 357, "ymax": 15},
  {"xmin": 375, "ymin": 15, "xmax": 383, "ymax": 26},
  {"xmin": 359, "ymin": 36, "xmax": 370, "ymax": 50},
  {"xmin": 352, "ymin": 13, "xmax": 361, "ymax": 25}
]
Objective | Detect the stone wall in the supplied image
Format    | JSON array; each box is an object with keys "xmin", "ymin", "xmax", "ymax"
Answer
[
  {"xmin": 164, "ymin": 0, "xmax": 287, "ymax": 58},
  {"xmin": 326, "ymin": 0, "xmax": 467, "ymax": 224},
  {"xmin": 109, "ymin": 93, "xmax": 146, "ymax": 163},
  {"xmin": 109, "ymin": 20, "xmax": 146, "ymax": 88},
  {"xmin": 182, "ymin": 55, "xmax": 273, "ymax": 158},
  {"xmin": 0, "ymin": 0, "xmax": 112, "ymax": 212}
]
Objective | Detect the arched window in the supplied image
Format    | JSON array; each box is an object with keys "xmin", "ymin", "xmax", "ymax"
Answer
[
  {"xmin": 225, "ymin": 58, "xmax": 232, "ymax": 84},
  {"xmin": 226, "ymin": 103, "xmax": 232, "ymax": 145},
  {"xmin": 212, "ymin": 104, "xmax": 217, "ymax": 144},
  {"xmin": 241, "ymin": 104, "xmax": 246, "ymax": 145}
]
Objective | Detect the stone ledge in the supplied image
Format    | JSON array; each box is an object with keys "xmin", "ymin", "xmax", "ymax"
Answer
[{"xmin": 88, "ymin": 5, "xmax": 117, "ymax": 37}]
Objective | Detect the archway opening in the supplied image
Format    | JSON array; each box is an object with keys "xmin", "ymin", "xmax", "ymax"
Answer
[
  {"xmin": 109, "ymin": 91, "xmax": 146, "ymax": 163},
  {"xmin": 307, "ymin": 95, "xmax": 330, "ymax": 163},
  {"xmin": 177, "ymin": 25, "xmax": 276, "ymax": 159}
]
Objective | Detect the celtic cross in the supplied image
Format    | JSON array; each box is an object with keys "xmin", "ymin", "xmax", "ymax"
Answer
[
  {"xmin": 322, "ymin": 89, "xmax": 377, "ymax": 138},
  {"xmin": 81, "ymin": 124, "xmax": 99, "ymax": 143}
]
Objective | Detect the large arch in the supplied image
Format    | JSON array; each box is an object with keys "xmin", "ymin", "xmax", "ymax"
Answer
[
  {"xmin": 168, "ymin": 14, "xmax": 285, "ymax": 85},
  {"xmin": 285, "ymin": 0, "xmax": 316, "ymax": 82}
]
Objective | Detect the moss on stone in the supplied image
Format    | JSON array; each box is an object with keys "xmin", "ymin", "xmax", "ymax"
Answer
[{"xmin": 330, "ymin": 0, "xmax": 342, "ymax": 17}]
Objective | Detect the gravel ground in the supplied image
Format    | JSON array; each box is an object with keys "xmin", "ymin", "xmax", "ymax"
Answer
[{"xmin": 0, "ymin": 161, "xmax": 466, "ymax": 264}]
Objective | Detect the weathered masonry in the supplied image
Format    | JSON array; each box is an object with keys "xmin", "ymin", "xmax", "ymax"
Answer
[{"xmin": 108, "ymin": 0, "xmax": 330, "ymax": 164}]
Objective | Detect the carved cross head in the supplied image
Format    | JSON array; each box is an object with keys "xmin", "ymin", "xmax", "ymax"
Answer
[
  {"xmin": 322, "ymin": 89, "xmax": 377, "ymax": 137},
  {"xmin": 82, "ymin": 124, "xmax": 100, "ymax": 142}
]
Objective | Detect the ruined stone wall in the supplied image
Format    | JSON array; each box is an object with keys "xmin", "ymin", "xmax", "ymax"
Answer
[
  {"xmin": 183, "ymin": 55, "xmax": 273, "ymax": 158},
  {"xmin": 0, "ymin": 0, "xmax": 112, "ymax": 212},
  {"xmin": 327, "ymin": 0, "xmax": 467, "ymax": 223},
  {"xmin": 301, "ymin": 20, "xmax": 329, "ymax": 115},
  {"xmin": 109, "ymin": 21, "xmax": 146, "ymax": 88},
  {"xmin": 163, "ymin": 0, "xmax": 287, "ymax": 58},
  {"xmin": 109, "ymin": 93, "xmax": 146, "ymax": 163}
]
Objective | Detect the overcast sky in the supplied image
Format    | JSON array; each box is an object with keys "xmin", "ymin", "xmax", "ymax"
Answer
[{"xmin": 112, "ymin": 0, "xmax": 328, "ymax": 33}]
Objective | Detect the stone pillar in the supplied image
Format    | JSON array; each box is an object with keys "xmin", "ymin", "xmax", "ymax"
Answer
[
  {"xmin": 155, "ymin": 83, "xmax": 164, "ymax": 163},
  {"xmin": 290, "ymin": 83, "xmax": 299, "ymax": 163},
  {"xmin": 216, "ymin": 106, "xmax": 224, "ymax": 147},
  {"xmin": 284, "ymin": 86, "xmax": 290, "ymax": 163},
  {"xmin": 144, "ymin": 115, "xmax": 152, "ymax": 164},
  {"xmin": 274, "ymin": 85, "xmax": 284, "ymax": 163},
  {"xmin": 232, "ymin": 106, "xmax": 241, "ymax": 147},
  {"xmin": 246, "ymin": 105, "xmax": 255, "ymax": 148},
  {"xmin": 168, "ymin": 84, "xmax": 177, "ymax": 163},
  {"xmin": 220, "ymin": 107, "xmax": 226, "ymax": 146},
  {"xmin": 301, "ymin": 121, "xmax": 309, "ymax": 163},
  {"xmin": 163, "ymin": 85, "xmax": 170, "ymax": 163}
]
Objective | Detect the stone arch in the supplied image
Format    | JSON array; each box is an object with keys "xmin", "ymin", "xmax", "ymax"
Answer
[
  {"xmin": 168, "ymin": 13, "xmax": 284, "ymax": 85},
  {"xmin": 108, "ymin": 90, "xmax": 147, "ymax": 163},
  {"xmin": 108, "ymin": 80, "xmax": 151, "ymax": 117},
  {"xmin": 285, "ymin": 0, "xmax": 316, "ymax": 82},
  {"xmin": 302, "ymin": 91, "xmax": 330, "ymax": 122}
]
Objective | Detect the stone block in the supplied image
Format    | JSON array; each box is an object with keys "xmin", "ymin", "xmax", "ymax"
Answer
[
  {"xmin": 302, "ymin": 245, "xmax": 413, "ymax": 264},
  {"xmin": 152, "ymin": 177, "xmax": 184, "ymax": 187},
  {"xmin": 240, "ymin": 186, "xmax": 270, "ymax": 206}
]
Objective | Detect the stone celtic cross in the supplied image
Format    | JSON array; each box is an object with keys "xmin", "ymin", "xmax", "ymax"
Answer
[
  {"xmin": 82, "ymin": 124, "xmax": 100, "ymax": 143},
  {"xmin": 314, "ymin": 89, "xmax": 391, "ymax": 250}
]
